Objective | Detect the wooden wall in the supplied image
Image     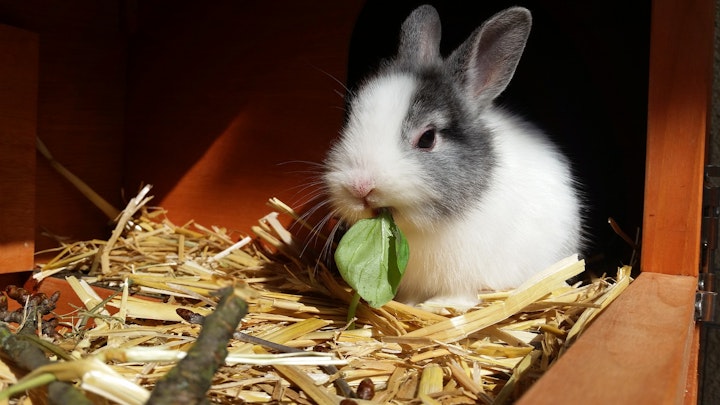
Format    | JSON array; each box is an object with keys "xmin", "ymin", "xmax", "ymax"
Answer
[
  {"xmin": 123, "ymin": 1, "xmax": 365, "ymax": 236},
  {"xmin": 0, "ymin": 1, "xmax": 710, "ymax": 402},
  {"xmin": 0, "ymin": 1, "xmax": 365, "ymax": 271},
  {"xmin": 0, "ymin": 1, "xmax": 652, "ymax": 272},
  {"xmin": 0, "ymin": 0, "xmax": 128, "ymax": 256},
  {"xmin": 0, "ymin": 24, "xmax": 37, "ymax": 274}
]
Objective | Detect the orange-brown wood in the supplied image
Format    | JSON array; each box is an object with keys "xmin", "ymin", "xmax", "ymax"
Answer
[
  {"xmin": 640, "ymin": 0, "xmax": 714, "ymax": 401},
  {"xmin": 122, "ymin": 1, "xmax": 366, "ymax": 235},
  {"xmin": 0, "ymin": 1, "xmax": 711, "ymax": 402},
  {"xmin": 0, "ymin": 0, "xmax": 130, "ymax": 255},
  {"xmin": 686, "ymin": 325, "xmax": 700, "ymax": 405},
  {"xmin": 516, "ymin": 272, "xmax": 698, "ymax": 405},
  {"xmin": 0, "ymin": 0, "xmax": 367, "ymax": 259},
  {"xmin": 0, "ymin": 24, "xmax": 38, "ymax": 273},
  {"xmin": 641, "ymin": 0, "xmax": 713, "ymax": 277},
  {"xmin": 517, "ymin": 0, "xmax": 713, "ymax": 402}
]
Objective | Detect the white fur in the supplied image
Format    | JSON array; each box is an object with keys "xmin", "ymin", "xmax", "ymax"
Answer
[
  {"xmin": 325, "ymin": 74, "xmax": 438, "ymax": 225},
  {"xmin": 324, "ymin": 6, "xmax": 581, "ymax": 311},
  {"xmin": 395, "ymin": 109, "xmax": 581, "ymax": 308},
  {"xmin": 326, "ymin": 72, "xmax": 581, "ymax": 310}
]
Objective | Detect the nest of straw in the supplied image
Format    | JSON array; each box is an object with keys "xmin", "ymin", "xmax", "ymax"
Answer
[{"xmin": 15, "ymin": 185, "xmax": 631, "ymax": 405}]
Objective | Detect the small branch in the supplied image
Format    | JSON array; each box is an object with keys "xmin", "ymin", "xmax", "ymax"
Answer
[
  {"xmin": 0, "ymin": 323, "xmax": 92, "ymax": 405},
  {"xmin": 146, "ymin": 287, "xmax": 248, "ymax": 405}
]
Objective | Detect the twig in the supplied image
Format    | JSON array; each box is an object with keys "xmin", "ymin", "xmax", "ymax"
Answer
[
  {"xmin": 147, "ymin": 287, "xmax": 248, "ymax": 405},
  {"xmin": 0, "ymin": 323, "xmax": 93, "ymax": 405}
]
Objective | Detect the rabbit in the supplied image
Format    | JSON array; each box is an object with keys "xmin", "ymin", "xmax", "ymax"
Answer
[{"xmin": 321, "ymin": 5, "xmax": 583, "ymax": 311}]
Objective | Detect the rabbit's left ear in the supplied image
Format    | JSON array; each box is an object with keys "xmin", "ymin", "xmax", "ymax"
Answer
[
  {"xmin": 397, "ymin": 5, "xmax": 442, "ymax": 67},
  {"xmin": 448, "ymin": 7, "xmax": 532, "ymax": 106}
]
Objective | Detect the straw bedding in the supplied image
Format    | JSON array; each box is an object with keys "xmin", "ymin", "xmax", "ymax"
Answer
[{"xmin": 2, "ymin": 186, "xmax": 632, "ymax": 404}]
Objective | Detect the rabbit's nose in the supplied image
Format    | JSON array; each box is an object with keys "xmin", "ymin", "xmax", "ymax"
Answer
[{"xmin": 349, "ymin": 177, "xmax": 375, "ymax": 199}]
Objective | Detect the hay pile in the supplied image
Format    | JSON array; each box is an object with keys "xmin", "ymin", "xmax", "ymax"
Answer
[{"xmin": 5, "ymin": 186, "xmax": 631, "ymax": 404}]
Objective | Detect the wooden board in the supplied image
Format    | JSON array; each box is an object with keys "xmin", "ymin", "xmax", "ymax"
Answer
[
  {"xmin": 0, "ymin": 0, "xmax": 130, "ymax": 255},
  {"xmin": 516, "ymin": 272, "xmax": 697, "ymax": 404},
  {"xmin": 0, "ymin": 24, "xmax": 38, "ymax": 273},
  {"xmin": 517, "ymin": 0, "xmax": 713, "ymax": 401},
  {"xmin": 640, "ymin": 0, "xmax": 713, "ymax": 277},
  {"xmin": 639, "ymin": 0, "xmax": 713, "ymax": 400},
  {"xmin": 122, "ymin": 1, "xmax": 365, "ymax": 235}
]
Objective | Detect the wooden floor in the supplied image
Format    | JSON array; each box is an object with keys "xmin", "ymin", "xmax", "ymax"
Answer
[{"xmin": 516, "ymin": 272, "xmax": 698, "ymax": 404}]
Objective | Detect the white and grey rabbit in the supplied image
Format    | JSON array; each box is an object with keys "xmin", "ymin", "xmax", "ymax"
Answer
[{"xmin": 322, "ymin": 5, "xmax": 582, "ymax": 310}]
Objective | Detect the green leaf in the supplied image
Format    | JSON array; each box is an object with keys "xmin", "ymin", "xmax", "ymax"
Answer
[
  {"xmin": 386, "ymin": 210, "xmax": 409, "ymax": 294},
  {"xmin": 334, "ymin": 210, "xmax": 409, "ymax": 308}
]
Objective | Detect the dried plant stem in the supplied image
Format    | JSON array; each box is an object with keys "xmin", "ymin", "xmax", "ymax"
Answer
[
  {"xmin": 272, "ymin": 362, "xmax": 338, "ymax": 405},
  {"xmin": 94, "ymin": 184, "xmax": 153, "ymax": 274},
  {"xmin": 234, "ymin": 332, "xmax": 355, "ymax": 398},
  {"xmin": 35, "ymin": 137, "xmax": 120, "ymax": 220}
]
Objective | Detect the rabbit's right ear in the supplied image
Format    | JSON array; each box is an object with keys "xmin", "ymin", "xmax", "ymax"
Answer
[{"xmin": 398, "ymin": 5, "xmax": 442, "ymax": 67}]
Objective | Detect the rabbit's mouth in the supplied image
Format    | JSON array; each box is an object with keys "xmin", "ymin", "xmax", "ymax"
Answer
[
  {"xmin": 371, "ymin": 207, "xmax": 388, "ymax": 218},
  {"xmin": 362, "ymin": 194, "xmax": 391, "ymax": 217},
  {"xmin": 362, "ymin": 203, "xmax": 386, "ymax": 219},
  {"xmin": 359, "ymin": 191, "xmax": 382, "ymax": 212}
]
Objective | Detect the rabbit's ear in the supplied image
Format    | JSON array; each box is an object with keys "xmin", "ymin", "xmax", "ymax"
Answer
[
  {"xmin": 448, "ymin": 7, "xmax": 531, "ymax": 106},
  {"xmin": 398, "ymin": 5, "xmax": 442, "ymax": 67}
]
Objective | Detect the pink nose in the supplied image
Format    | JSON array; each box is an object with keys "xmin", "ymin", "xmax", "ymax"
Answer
[{"xmin": 349, "ymin": 178, "xmax": 375, "ymax": 199}]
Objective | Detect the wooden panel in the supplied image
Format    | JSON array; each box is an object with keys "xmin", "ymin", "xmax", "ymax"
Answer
[
  {"xmin": 0, "ymin": 24, "xmax": 38, "ymax": 272},
  {"xmin": 516, "ymin": 272, "xmax": 697, "ymax": 404},
  {"xmin": 0, "ymin": 0, "xmax": 129, "ymax": 254},
  {"xmin": 33, "ymin": 31, "xmax": 127, "ymax": 253},
  {"xmin": 640, "ymin": 0, "xmax": 713, "ymax": 399},
  {"xmin": 123, "ymin": 1, "xmax": 366, "ymax": 234},
  {"xmin": 640, "ymin": 0, "xmax": 713, "ymax": 277},
  {"xmin": 686, "ymin": 326, "xmax": 700, "ymax": 405},
  {"xmin": 517, "ymin": 0, "xmax": 712, "ymax": 401}
]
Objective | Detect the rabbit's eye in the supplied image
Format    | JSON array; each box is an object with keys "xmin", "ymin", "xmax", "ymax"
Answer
[{"xmin": 416, "ymin": 129, "xmax": 436, "ymax": 150}]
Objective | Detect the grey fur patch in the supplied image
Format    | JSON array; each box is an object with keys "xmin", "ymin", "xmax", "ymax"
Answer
[{"xmin": 399, "ymin": 66, "xmax": 497, "ymax": 220}]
